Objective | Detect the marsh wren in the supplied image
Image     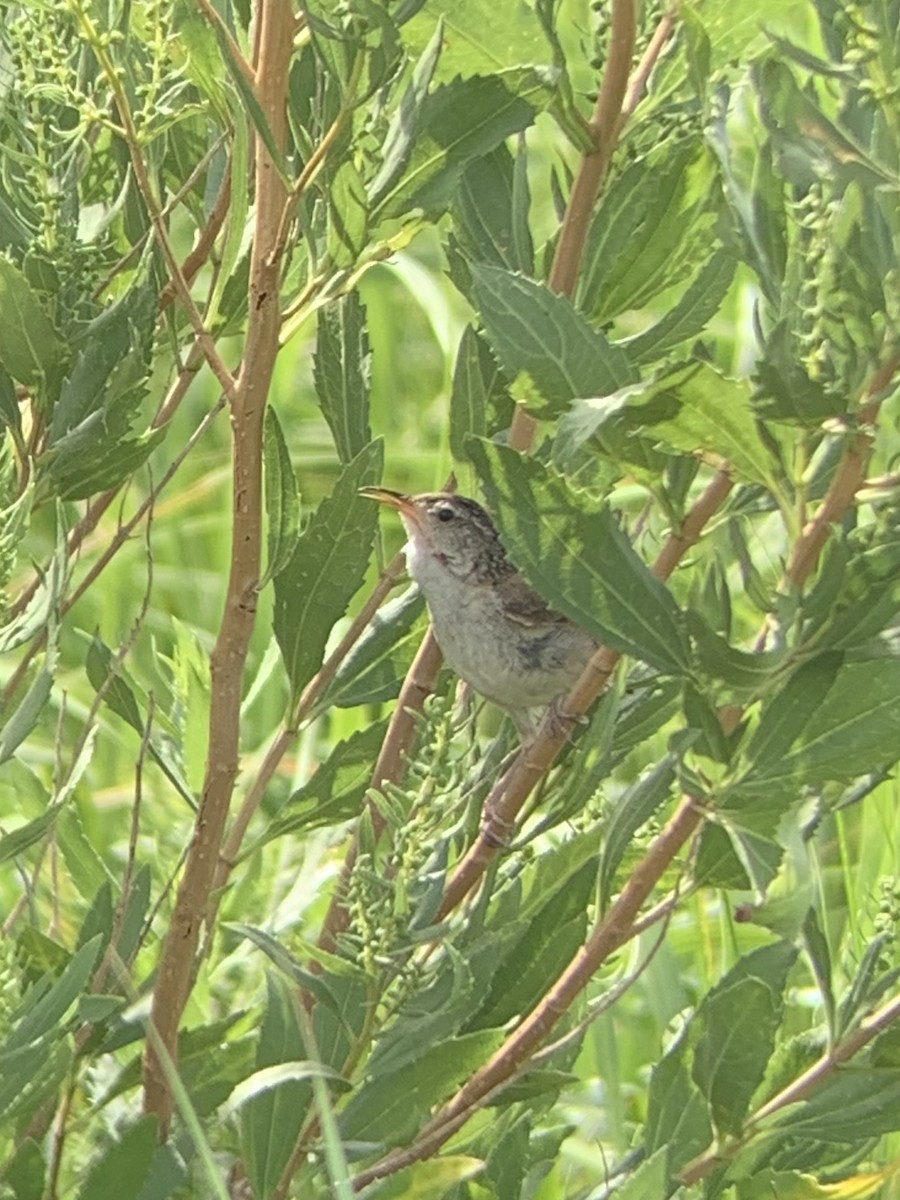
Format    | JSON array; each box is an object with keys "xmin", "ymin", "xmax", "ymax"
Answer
[{"xmin": 361, "ymin": 488, "xmax": 597, "ymax": 741}]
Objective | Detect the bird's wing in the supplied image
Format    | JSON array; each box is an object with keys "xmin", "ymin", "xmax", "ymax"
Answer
[{"xmin": 495, "ymin": 572, "xmax": 571, "ymax": 629}]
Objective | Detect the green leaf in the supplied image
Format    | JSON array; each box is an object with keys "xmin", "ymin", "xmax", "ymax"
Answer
[
  {"xmin": 732, "ymin": 656, "xmax": 900, "ymax": 800},
  {"xmin": 468, "ymin": 439, "xmax": 691, "ymax": 673},
  {"xmin": 319, "ymin": 585, "xmax": 426, "ymax": 710},
  {"xmin": 249, "ymin": 719, "xmax": 388, "ymax": 849},
  {"xmin": 577, "ymin": 142, "xmax": 721, "ymax": 324},
  {"xmin": 449, "ymin": 324, "xmax": 511, "ymax": 464},
  {"xmin": 340, "ymin": 1028, "xmax": 506, "ymax": 1145},
  {"xmin": 369, "ymin": 1157, "xmax": 485, "ymax": 1200},
  {"xmin": 369, "ymin": 19, "xmax": 444, "ymax": 209},
  {"xmin": 313, "ymin": 292, "xmax": 372, "ymax": 465},
  {"xmin": 262, "ymin": 407, "xmax": 301, "ymax": 584},
  {"xmin": 47, "ymin": 427, "xmax": 166, "ymax": 501},
  {"xmin": 241, "ymin": 974, "xmax": 309, "ymax": 1200},
  {"xmin": 403, "ymin": 0, "xmax": 552, "ymax": 81},
  {"xmin": 452, "ymin": 142, "xmax": 534, "ymax": 274},
  {"xmin": 645, "ymin": 361, "xmax": 781, "ymax": 489},
  {"xmin": 0, "ymin": 803, "xmax": 62, "ymax": 865},
  {"xmin": 693, "ymin": 978, "xmax": 783, "ymax": 1135},
  {"xmin": 0, "ymin": 362, "xmax": 22, "ymax": 434},
  {"xmin": 646, "ymin": 1024, "xmax": 713, "ymax": 1174},
  {"xmin": 85, "ymin": 633, "xmax": 143, "ymax": 732},
  {"xmin": 3, "ymin": 936, "xmax": 103, "ymax": 1052},
  {"xmin": 599, "ymin": 755, "xmax": 678, "ymax": 908},
  {"xmin": 77, "ymin": 1116, "xmax": 158, "ymax": 1200},
  {"xmin": 51, "ymin": 282, "xmax": 157, "ymax": 442},
  {"xmin": 0, "ymin": 255, "xmax": 64, "ymax": 386},
  {"xmin": 374, "ymin": 72, "xmax": 545, "ymax": 220},
  {"xmin": 226, "ymin": 923, "xmax": 350, "ymax": 1015},
  {"xmin": 692, "ymin": 942, "xmax": 796, "ymax": 1136},
  {"xmin": 0, "ymin": 653, "xmax": 54, "ymax": 766},
  {"xmin": 471, "ymin": 264, "xmax": 637, "ymax": 419},
  {"xmin": 326, "ymin": 159, "xmax": 369, "ymax": 267},
  {"xmin": 621, "ymin": 251, "xmax": 736, "ymax": 366},
  {"xmin": 273, "ymin": 441, "xmax": 382, "ymax": 700},
  {"xmin": 772, "ymin": 1068, "xmax": 900, "ymax": 1142},
  {"xmin": 57, "ymin": 807, "xmax": 114, "ymax": 900}
]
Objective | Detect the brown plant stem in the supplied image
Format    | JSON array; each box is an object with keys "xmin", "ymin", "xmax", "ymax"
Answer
[
  {"xmin": 439, "ymin": 467, "xmax": 734, "ymax": 916},
  {"xmin": 786, "ymin": 357, "xmax": 897, "ymax": 588},
  {"xmin": 142, "ymin": 0, "xmax": 293, "ymax": 1134},
  {"xmin": 353, "ymin": 794, "xmax": 704, "ymax": 1190}
]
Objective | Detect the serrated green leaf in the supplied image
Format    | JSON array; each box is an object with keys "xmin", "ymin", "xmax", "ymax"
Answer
[
  {"xmin": 51, "ymin": 283, "xmax": 157, "ymax": 442},
  {"xmin": 468, "ymin": 439, "xmax": 690, "ymax": 673},
  {"xmin": 0, "ymin": 803, "xmax": 62, "ymax": 865},
  {"xmin": 403, "ymin": 0, "xmax": 551, "ymax": 81},
  {"xmin": 0, "ymin": 256, "xmax": 64, "ymax": 386},
  {"xmin": 691, "ymin": 943, "xmax": 796, "ymax": 1135},
  {"xmin": 273, "ymin": 441, "xmax": 382, "ymax": 699},
  {"xmin": 471, "ymin": 264, "xmax": 637, "ymax": 419},
  {"xmin": 693, "ymin": 978, "xmax": 781, "ymax": 1135},
  {"xmin": 56, "ymin": 807, "xmax": 113, "ymax": 900},
  {"xmin": 0, "ymin": 653, "xmax": 54, "ymax": 766},
  {"xmin": 48, "ymin": 427, "xmax": 166, "ymax": 501},
  {"xmin": 85, "ymin": 633, "xmax": 143, "ymax": 732},
  {"xmin": 449, "ymin": 325, "xmax": 510, "ymax": 464},
  {"xmin": 263, "ymin": 407, "xmax": 300, "ymax": 584},
  {"xmin": 313, "ymin": 292, "xmax": 372, "ymax": 465},
  {"xmin": 772, "ymin": 1068, "xmax": 900, "ymax": 1142},
  {"xmin": 77, "ymin": 1116, "xmax": 158, "ymax": 1200},
  {"xmin": 646, "ymin": 1023, "xmax": 713, "ymax": 1173}
]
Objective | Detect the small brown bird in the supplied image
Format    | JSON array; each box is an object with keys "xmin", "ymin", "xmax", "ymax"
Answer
[{"xmin": 360, "ymin": 488, "xmax": 597, "ymax": 741}]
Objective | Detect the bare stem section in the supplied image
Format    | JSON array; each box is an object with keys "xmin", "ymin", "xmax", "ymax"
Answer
[{"xmin": 142, "ymin": 0, "xmax": 293, "ymax": 1133}]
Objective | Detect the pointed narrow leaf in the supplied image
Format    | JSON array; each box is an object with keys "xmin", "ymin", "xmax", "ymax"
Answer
[
  {"xmin": 468, "ymin": 439, "xmax": 690, "ymax": 672},
  {"xmin": 369, "ymin": 19, "xmax": 443, "ymax": 207},
  {"xmin": 273, "ymin": 441, "xmax": 382, "ymax": 699},
  {"xmin": 471, "ymin": 264, "xmax": 637, "ymax": 418},
  {"xmin": 263, "ymin": 407, "xmax": 300, "ymax": 584},
  {"xmin": 732, "ymin": 656, "xmax": 900, "ymax": 800},
  {"xmin": 622, "ymin": 251, "xmax": 736, "ymax": 366},
  {"xmin": 313, "ymin": 292, "xmax": 372, "ymax": 465}
]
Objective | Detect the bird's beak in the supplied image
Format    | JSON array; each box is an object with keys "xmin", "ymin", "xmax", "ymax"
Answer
[
  {"xmin": 359, "ymin": 486, "xmax": 408, "ymax": 509},
  {"xmin": 359, "ymin": 486, "xmax": 419, "ymax": 525}
]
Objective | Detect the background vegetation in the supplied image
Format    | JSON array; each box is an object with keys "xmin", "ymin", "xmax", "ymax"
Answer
[{"xmin": 0, "ymin": 0, "xmax": 899, "ymax": 1197}]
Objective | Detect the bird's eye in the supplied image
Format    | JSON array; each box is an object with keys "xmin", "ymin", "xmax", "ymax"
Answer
[{"xmin": 435, "ymin": 505, "xmax": 456, "ymax": 522}]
